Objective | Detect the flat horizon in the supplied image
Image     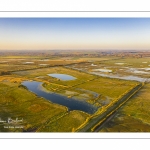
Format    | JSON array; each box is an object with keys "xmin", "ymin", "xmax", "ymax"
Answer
[
  {"xmin": 0, "ymin": 49, "xmax": 150, "ymax": 51},
  {"xmin": 1, "ymin": 18, "xmax": 150, "ymax": 50}
]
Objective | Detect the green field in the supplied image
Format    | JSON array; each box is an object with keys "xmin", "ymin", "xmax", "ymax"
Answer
[
  {"xmin": 0, "ymin": 57, "xmax": 85, "ymax": 75},
  {"xmin": 13, "ymin": 66, "xmax": 138, "ymax": 107},
  {"xmin": 0, "ymin": 80, "xmax": 92, "ymax": 132},
  {"xmin": 13, "ymin": 67, "xmax": 96, "ymax": 86},
  {"xmin": 1, "ymin": 54, "xmax": 150, "ymax": 132},
  {"xmin": 39, "ymin": 110, "xmax": 89, "ymax": 132},
  {"xmin": 99, "ymin": 83, "xmax": 150, "ymax": 132},
  {"xmin": 0, "ymin": 81, "xmax": 69, "ymax": 132}
]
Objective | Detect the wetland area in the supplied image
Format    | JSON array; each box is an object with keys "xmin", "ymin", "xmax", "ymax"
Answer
[
  {"xmin": 1, "ymin": 18, "xmax": 150, "ymax": 133},
  {"xmin": 1, "ymin": 50, "xmax": 150, "ymax": 132},
  {"xmin": 22, "ymin": 81, "xmax": 97, "ymax": 114}
]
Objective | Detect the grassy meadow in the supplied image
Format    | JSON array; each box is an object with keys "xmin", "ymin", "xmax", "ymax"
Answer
[
  {"xmin": 13, "ymin": 66, "xmax": 138, "ymax": 108},
  {"xmin": 39, "ymin": 110, "xmax": 89, "ymax": 132},
  {"xmin": 0, "ymin": 80, "xmax": 69, "ymax": 132},
  {"xmin": 99, "ymin": 83, "xmax": 150, "ymax": 132},
  {"xmin": 1, "ymin": 54, "xmax": 149, "ymax": 132}
]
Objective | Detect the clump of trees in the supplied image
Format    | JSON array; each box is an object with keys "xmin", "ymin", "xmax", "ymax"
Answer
[
  {"xmin": 0, "ymin": 71, "xmax": 11, "ymax": 75},
  {"xmin": 18, "ymin": 84, "xmax": 28, "ymax": 90}
]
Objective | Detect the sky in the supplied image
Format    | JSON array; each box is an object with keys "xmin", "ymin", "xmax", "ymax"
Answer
[{"xmin": 0, "ymin": 18, "xmax": 150, "ymax": 50}]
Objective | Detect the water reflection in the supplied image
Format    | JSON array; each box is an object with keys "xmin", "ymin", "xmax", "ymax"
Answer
[{"xmin": 22, "ymin": 81, "xmax": 97, "ymax": 114}]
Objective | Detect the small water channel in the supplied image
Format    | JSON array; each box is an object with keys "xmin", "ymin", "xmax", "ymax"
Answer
[{"xmin": 22, "ymin": 81, "xmax": 97, "ymax": 114}]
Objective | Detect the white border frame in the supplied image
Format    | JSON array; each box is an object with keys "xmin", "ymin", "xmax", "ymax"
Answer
[{"xmin": 0, "ymin": 10, "xmax": 150, "ymax": 139}]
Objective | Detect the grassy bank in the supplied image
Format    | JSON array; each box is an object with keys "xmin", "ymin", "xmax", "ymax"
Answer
[
  {"xmin": 0, "ymin": 81, "xmax": 68, "ymax": 132},
  {"xmin": 99, "ymin": 83, "xmax": 150, "ymax": 132}
]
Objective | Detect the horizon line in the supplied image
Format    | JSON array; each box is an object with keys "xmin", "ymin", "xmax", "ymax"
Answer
[{"xmin": 0, "ymin": 49, "xmax": 150, "ymax": 51}]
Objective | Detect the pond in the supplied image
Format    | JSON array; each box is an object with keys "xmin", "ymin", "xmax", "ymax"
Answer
[
  {"xmin": 93, "ymin": 69, "xmax": 112, "ymax": 73},
  {"xmin": 22, "ymin": 81, "xmax": 97, "ymax": 114},
  {"xmin": 23, "ymin": 62, "xmax": 34, "ymax": 64},
  {"xmin": 92, "ymin": 72, "xmax": 148, "ymax": 82},
  {"xmin": 48, "ymin": 73, "xmax": 76, "ymax": 81}
]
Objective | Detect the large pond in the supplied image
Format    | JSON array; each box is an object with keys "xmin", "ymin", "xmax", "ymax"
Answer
[
  {"xmin": 48, "ymin": 73, "xmax": 76, "ymax": 81},
  {"xmin": 22, "ymin": 81, "xmax": 97, "ymax": 114}
]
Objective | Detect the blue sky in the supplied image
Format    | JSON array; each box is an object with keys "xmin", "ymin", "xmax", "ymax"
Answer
[{"xmin": 0, "ymin": 18, "xmax": 150, "ymax": 50}]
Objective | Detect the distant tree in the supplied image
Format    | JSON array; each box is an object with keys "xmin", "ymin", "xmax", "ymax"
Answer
[
  {"xmin": 18, "ymin": 84, "xmax": 28, "ymax": 90},
  {"xmin": 0, "ymin": 71, "xmax": 11, "ymax": 75}
]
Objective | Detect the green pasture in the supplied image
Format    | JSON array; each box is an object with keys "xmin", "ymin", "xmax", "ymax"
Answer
[{"xmin": 99, "ymin": 83, "xmax": 150, "ymax": 132}]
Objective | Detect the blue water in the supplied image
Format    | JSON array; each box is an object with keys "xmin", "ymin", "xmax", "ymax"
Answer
[
  {"xmin": 22, "ymin": 81, "xmax": 97, "ymax": 114},
  {"xmin": 47, "ymin": 73, "xmax": 76, "ymax": 81}
]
